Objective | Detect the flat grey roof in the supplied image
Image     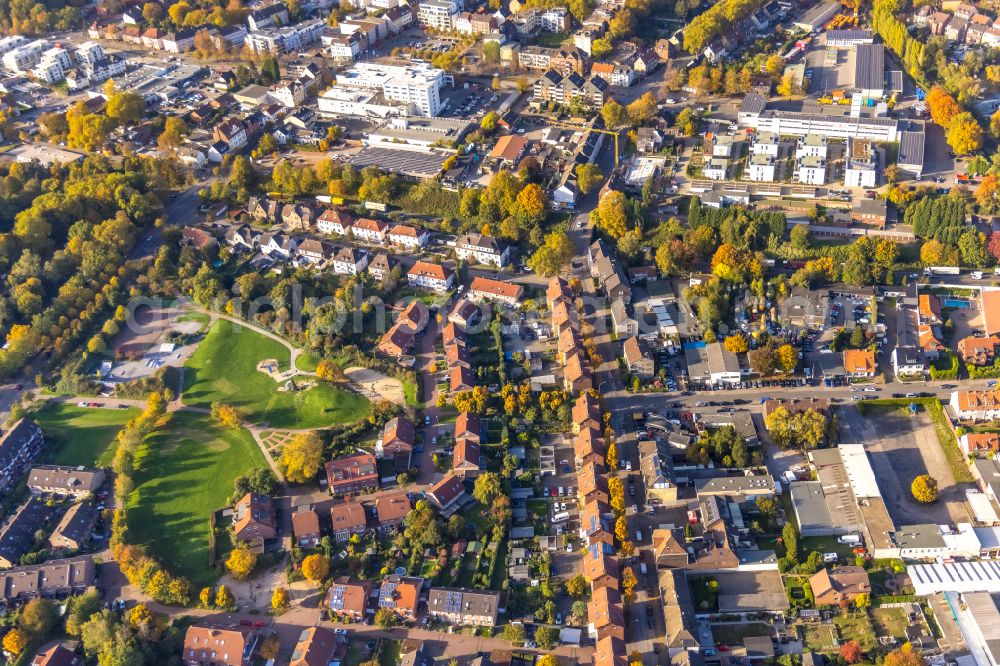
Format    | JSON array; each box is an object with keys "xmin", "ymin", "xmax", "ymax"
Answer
[
  {"xmin": 895, "ymin": 523, "xmax": 945, "ymax": 550},
  {"xmin": 761, "ymin": 109, "xmax": 898, "ymax": 127},
  {"xmin": 740, "ymin": 93, "xmax": 767, "ymax": 115},
  {"xmin": 827, "ymin": 28, "xmax": 873, "ymax": 41},
  {"xmin": 854, "ymin": 43, "xmax": 885, "ymax": 92},
  {"xmin": 800, "ymin": 0, "xmax": 839, "ymax": 25},
  {"xmin": 791, "ymin": 481, "xmax": 835, "ymax": 533},
  {"xmin": 348, "ymin": 147, "xmax": 449, "ymax": 178},
  {"xmin": 898, "ymin": 129, "xmax": 925, "ymax": 168}
]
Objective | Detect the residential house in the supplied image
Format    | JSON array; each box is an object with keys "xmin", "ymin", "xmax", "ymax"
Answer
[
  {"xmin": 225, "ymin": 225, "xmax": 257, "ymax": 251},
  {"xmin": 455, "ymin": 233, "xmax": 510, "ymax": 267},
  {"xmin": 331, "ymin": 246, "xmax": 369, "ymax": 275},
  {"xmin": 455, "ymin": 412, "xmax": 482, "ymax": 445},
  {"xmin": 919, "ymin": 294, "xmax": 941, "ymax": 324},
  {"xmin": 317, "ymin": 209, "xmax": 353, "ymax": 235},
  {"xmin": 610, "ymin": 298, "xmax": 638, "ymax": 336},
  {"xmin": 950, "ymin": 390, "xmax": 1000, "ymax": 422},
  {"xmin": 325, "ymin": 452, "xmax": 379, "ymax": 495},
  {"xmin": 296, "ymin": 239, "xmax": 333, "ymax": 265},
  {"xmin": 593, "ymin": 635, "xmax": 627, "ymax": 666},
  {"xmin": 583, "ymin": 545, "xmax": 618, "ymax": 590},
  {"xmin": 468, "ymin": 276, "xmax": 523, "ymax": 307},
  {"xmin": 259, "ymin": 231, "xmax": 296, "ymax": 258},
  {"xmin": 581, "ymin": 499, "xmax": 614, "ymax": 551},
  {"xmin": 426, "ymin": 588, "xmax": 500, "ymax": 626},
  {"xmin": 453, "ymin": 439, "xmax": 481, "ymax": 479},
  {"xmin": 213, "ymin": 118, "xmax": 248, "ymax": 150},
  {"xmin": 573, "ymin": 392, "xmax": 602, "ymax": 433},
  {"xmin": 589, "ymin": 585, "xmax": 625, "ymax": 640},
  {"xmin": 32, "ymin": 645, "xmax": 83, "ymax": 666},
  {"xmin": 565, "ymin": 351, "xmax": 593, "ymax": 394},
  {"xmin": 0, "ymin": 498, "xmax": 52, "ymax": 567},
  {"xmin": 426, "ymin": 473, "xmax": 467, "ymax": 513},
  {"xmin": 0, "ymin": 419, "xmax": 43, "ymax": 490},
  {"xmin": 0, "ymin": 555, "xmax": 94, "ymax": 603},
  {"xmin": 27, "ymin": 465, "xmax": 105, "ymax": 497},
  {"xmin": 368, "ymin": 252, "xmax": 399, "ymax": 281},
  {"xmin": 281, "ymin": 203, "xmax": 316, "ymax": 230},
  {"xmin": 181, "ymin": 227, "xmax": 218, "ymax": 250},
  {"xmin": 379, "ymin": 416, "xmax": 415, "ymax": 468},
  {"xmin": 578, "ymin": 462, "xmax": 610, "ymax": 504},
  {"xmin": 330, "ymin": 501, "xmax": 368, "ymax": 541},
  {"xmin": 408, "ymin": 261, "xmax": 455, "ymax": 292},
  {"xmin": 809, "ymin": 566, "xmax": 872, "ymax": 606},
  {"xmin": 623, "ymin": 336, "xmax": 655, "ymax": 380},
  {"xmin": 449, "ymin": 299, "xmax": 481, "ymax": 328},
  {"xmin": 842, "ymin": 349, "xmax": 876, "ymax": 378},
  {"xmin": 325, "ymin": 577, "xmax": 375, "ymax": 619},
  {"xmin": 450, "ymin": 365, "xmax": 475, "ymax": 392},
  {"xmin": 375, "ymin": 492, "xmax": 410, "ymax": 532},
  {"xmin": 959, "ymin": 335, "xmax": 1000, "ymax": 366},
  {"xmin": 352, "ymin": 218, "xmax": 390, "ymax": 244},
  {"xmin": 388, "ymin": 224, "xmax": 430, "ymax": 248},
  {"xmin": 292, "ymin": 508, "xmax": 321, "ymax": 548},
  {"xmin": 635, "ymin": 127, "xmax": 663, "ymax": 154},
  {"xmin": 183, "ymin": 623, "xmax": 256, "ymax": 666},
  {"xmin": 575, "ymin": 427, "xmax": 606, "ymax": 468},
  {"xmin": 233, "ymin": 492, "xmax": 277, "ymax": 550},
  {"xmin": 959, "ymin": 432, "xmax": 1000, "ymax": 457},
  {"xmin": 47, "ymin": 501, "xmax": 98, "ymax": 551},
  {"xmin": 378, "ymin": 575, "xmax": 423, "ymax": 619},
  {"xmin": 289, "ymin": 627, "xmax": 340, "ymax": 666},
  {"xmin": 376, "ymin": 300, "xmax": 427, "ymax": 359}
]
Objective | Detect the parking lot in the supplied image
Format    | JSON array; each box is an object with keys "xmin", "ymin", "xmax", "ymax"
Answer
[{"xmin": 839, "ymin": 405, "xmax": 973, "ymax": 525}]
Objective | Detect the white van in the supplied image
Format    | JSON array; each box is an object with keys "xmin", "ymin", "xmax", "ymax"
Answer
[
  {"xmin": 553, "ymin": 511, "xmax": 570, "ymax": 523},
  {"xmin": 823, "ymin": 552, "xmax": 839, "ymax": 563}
]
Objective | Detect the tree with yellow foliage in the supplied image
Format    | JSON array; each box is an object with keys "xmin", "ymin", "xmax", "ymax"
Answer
[
  {"xmin": 911, "ymin": 475, "xmax": 939, "ymax": 503},
  {"xmin": 199, "ymin": 587, "xmax": 212, "ymax": 608},
  {"xmin": 946, "ymin": 112, "xmax": 983, "ymax": 155},
  {"xmin": 301, "ymin": 553, "xmax": 330, "ymax": 584},
  {"xmin": 776, "ymin": 344, "xmax": 798, "ymax": 374},
  {"xmin": 272, "ymin": 587, "xmax": 290, "ymax": 611},
  {"xmin": 315, "ymin": 359, "xmax": 345, "ymax": 382},
  {"xmin": 615, "ymin": 515, "xmax": 629, "ymax": 543},
  {"xmin": 211, "ymin": 402, "xmax": 243, "ymax": 430},
  {"xmin": 281, "ymin": 432, "xmax": 324, "ymax": 483},
  {"xmin": 127, "ymin": 603, "xmax": 154, "ymax": 628},
  {"xmin": 2, "ymin": 627, "xmax": 28, "ymax": 656},
  {"xmin": 724, "ymin": 333, "xmax": 749, "ymax": 354},
  {"xmin": 226, "ymin": 544, "xmax": 257, "ymax": 580},
  {"xmin": 884, "ymin": 643, "xmax": 926, "ymax": 666},
  {"xmin": 215, "ymin": 585, "xmax": 235, "ymax": 610}
]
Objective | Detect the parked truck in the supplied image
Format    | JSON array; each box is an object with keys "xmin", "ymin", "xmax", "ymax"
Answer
[{"xmin": 923, "ymin": 266, "xmax": 961, "ymax": 276}]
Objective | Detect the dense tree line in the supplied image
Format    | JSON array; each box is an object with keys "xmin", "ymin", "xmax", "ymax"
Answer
[
  {"xmin": 683, "ymin": 0, "xmax": 766, "ymax": 53},
  {"xmin": 905, "ymin": 194, "xmax": 968, "ymax": 244},
  {"xmin": 0, "ymin": 0, "xmax": 81, "ymax": 35},
  {"xmin": 872, "ymin": 0, "xmax": 925, "ymax": 84},
  {"xmin": 0, "ymin": 155, "xmax": 183, "ymax": 379}
]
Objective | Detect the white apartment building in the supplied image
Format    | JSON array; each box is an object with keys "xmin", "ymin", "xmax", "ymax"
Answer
[
  {"xmin": 844, "ymin": 137, "xmax": 877, "ymax": 188},
  {"xmin": 703, "ymin": 158, "xmax": 728, "ymax": 180},
  {"xmin": 332, "ymin": 62, "xmax": 452, "ymax": 117},
  {"xmin": 75, "ymin": 41, "xmax": 105, "ymax": 66},
  {"xmin": 738, "ymin": 93, "xmax": 900, "ymax": 141},
  {"xmin": 455, "ymin": 233, "xmax": 510, "ymax": 267},
  {"xmin": 749, "ymin": 131, "xmax": 779, "ymax": 157},
  {"xmin": 795, "ymin": 134, "xmax": 828, "ymax": 159},
  {"xmin": 539, "ymin": 7, "xmax": 570, "ymax": 31},
  {"xmin": 795, "ymin": 156, "xmax": 826, "ymax": 185},
  {"xmin": 408, "ymin": 261, "xmax": 454, "ymax": 292},
  {"xmin": 32, "ymin": 47, "xmax": 71, "ymax": 83},
  {"xmin": 269, "ymin": 80, "xmax": 306, "ymax": 108},
  {"xmin": 845, "ymin": 160, "xmax": 877, "ymax": 188},
  {"xmin": 245, "ymin": 19, "xmax": 324, "ymax": 54},
  {"xmin": 332, "ymin": 247, "xmax": 369, "ymax": 275},
  {"xmin": 0, "ymin": 36, "xmax": 28, "ymax": 57},
  {"xmin": 317, "ymin": 87, "xmax": 406, "ymax": 118},
  {"xmin": 352, "ymin": 218, "xmax": 389, "ymax": 244},
  {"xmin": 712, "ymin": 135, "xmax": 734, "ymax": 157},
  {"xmin": 746, "ymin": 154, "xmax": 776, "ymax": 182},
  {"xmin": 417, "ymin": 0, "xmax": 459, "ymax": 30},
  {"xmin": 3, "ymin": 39, "xmax": 49, "ymax": 73},
  {"xmin": 327, "ymin": 33, "xmax": 364, "ymax": 61}
]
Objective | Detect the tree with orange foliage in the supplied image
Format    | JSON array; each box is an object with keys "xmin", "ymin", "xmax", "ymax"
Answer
[
  {"xmin": 927, "ymin": 85, "xmax": 960, "ymax": 128},
  {"xmin": 884, "ymin": 644, "xmax": 926, "ymax": 666},
  {"xmin": 840, "ymin": 640, "xmax": 863, "ymax": 664}
]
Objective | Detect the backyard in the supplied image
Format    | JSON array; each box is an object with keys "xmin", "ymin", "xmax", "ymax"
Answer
[
  {"xmin": 34, "ymin": 402, "xmax": 140, "ymax": 466},
  {"xmin": 127, "ymin": 411, "xmax": 268, "ymax": 587},
  {"xmin": 183, "ymin": 320, "xmax": 369, "ymax": 429}
]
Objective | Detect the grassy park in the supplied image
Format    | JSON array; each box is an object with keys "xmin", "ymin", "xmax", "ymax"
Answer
[
  {"xmin": 128, "ymin": 411, "xmax": 267, "ymax": 587},
  {"xmin": 35, "ymin": 402, "xmax": 140, "ymax": 466},
  {"xmin": 183, "ymin": 320, "xmax": 369, "ymax": 428}
]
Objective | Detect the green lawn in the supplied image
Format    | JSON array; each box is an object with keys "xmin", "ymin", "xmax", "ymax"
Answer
[
  {"xmin": 872, "ymin": 607, "xmax": 911, "ymax": 641},
  {"xmin": 297, "ymin": 352, "xmax": 320, "ymax": 372},
  {"xmin": 800, "ymin": 624, "xmax": 837, "ymax": 651},
  {"xmin": 34, "ymin": 402, "xmax": 140, "ymax": 466},
  {"xmin": 834, "ymin": 614, "xmax": 876, "ymax": 651},
  {"xmin": 128, "ymin": 411, "xmax": 268, "ymax": 588},
  {"xmin": 183, "ymin": 320, "xmax": 369, "ymax": 428}
]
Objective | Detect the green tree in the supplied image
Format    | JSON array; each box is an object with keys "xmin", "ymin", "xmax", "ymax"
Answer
[
  {"xmin": 535, "ymin": 626, "xmax": 559, "ymax": 650},
  {"xmin": 375, "ymin": 607, "xmax": 401, "ymax": 628},
  {"xmin": 782, "ymin": 522, "xmax": 800, "ymax": 564},
  {"xmin": 473, "ymin": 472, "xmax": 502, "ymax": 505},
  {"xmin": 502, "ymin": 622, "xmax": 526, "ymax": 645},
  {"xmin": 576, "ymin": 163, "xmax": 603, "ymax": 195},
  {"xmin": 527, "ymin": 231, "xmax": 574, "ymax": 277}
]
